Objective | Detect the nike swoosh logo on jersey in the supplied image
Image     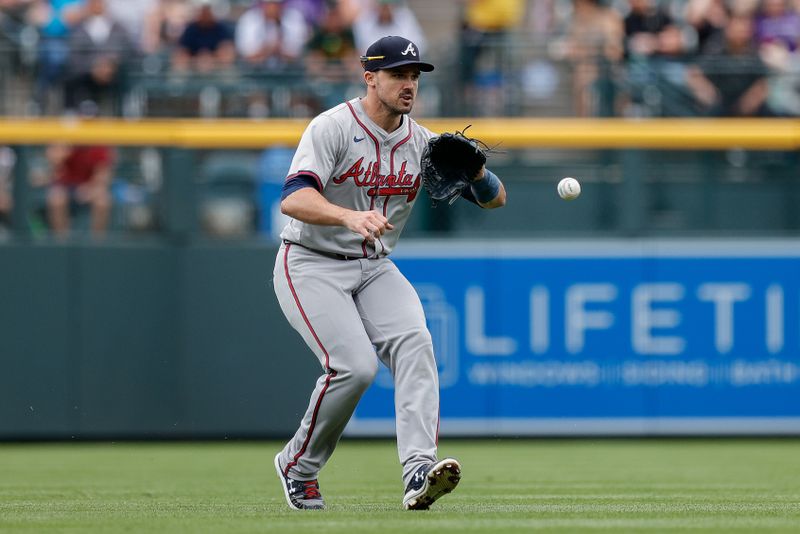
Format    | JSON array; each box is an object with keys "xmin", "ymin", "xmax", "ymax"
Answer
[{"xmin": 354, "ymin": 136, "xmax": 365, "ymax": 143}]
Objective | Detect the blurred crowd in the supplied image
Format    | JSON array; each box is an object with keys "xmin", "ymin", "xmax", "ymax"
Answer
[
  {"xmin": 548, "ymin": 0, "xmax": 800, "ymax": 117},
  {"xmin": 0, "ymin": 0, "xmax": 797, "ymax": 118},
  {"xmin": 0, "ymin": 0, "xmax": 429, "ymax": 116},
  {"xmin": 1, "ymin": 0, "xmax": 799, "ymax": 239}
]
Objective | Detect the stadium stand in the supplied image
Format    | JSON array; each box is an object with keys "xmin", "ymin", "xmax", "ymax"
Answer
[{"xmin": 0, "ymin": 0, "xmax": 797, "ymax": 239}]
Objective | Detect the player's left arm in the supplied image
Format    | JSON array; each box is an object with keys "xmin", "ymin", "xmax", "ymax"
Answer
[{"xmin": 462, "ymin": 166, "xmax": 506, "ymax": 209}]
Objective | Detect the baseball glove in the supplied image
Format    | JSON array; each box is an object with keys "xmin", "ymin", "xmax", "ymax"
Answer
[{"xmin": 420, "ymin": 126, "xmax": 487, "ymax": 206}]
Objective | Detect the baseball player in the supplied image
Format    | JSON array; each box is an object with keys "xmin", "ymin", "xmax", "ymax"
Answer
[{"xmin": 272, "ymin": 35, "xmax": 507, "ymax": 511}]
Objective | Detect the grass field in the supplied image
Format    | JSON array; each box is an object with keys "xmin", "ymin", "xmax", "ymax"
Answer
[{"xmin": 1, "ymin": 439, "xmax": 799, "ymax": 532}]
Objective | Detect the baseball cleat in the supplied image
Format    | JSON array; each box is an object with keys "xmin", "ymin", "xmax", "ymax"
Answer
[
  {"xmin": 274, "ymin": 453, "xmax": 326, "ymax": 510},
  {"xmin": 402, "ymin": 457, "xmax": 461, "ymax": 510}
]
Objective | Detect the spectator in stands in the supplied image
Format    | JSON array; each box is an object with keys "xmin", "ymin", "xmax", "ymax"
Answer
[
  {"xmin": 304, "ymin": 1, "xmax": 359, "ymax": 109},
  {"xmin": 353, "ymin": 0, "xmax": 426, "ymax": 56},
  {"xmin": 555, "ymin": 0, "xmax": 623, "ymax": 116},
  {"xmin": 0, "ymin": 1, "xmax": 34, "ymax": 101},
  {"xmin": 63, "ymin": 0, "xmax": 135, "ymax": 113},
  {"xmin": 755, "ymin": 0, "xmax": 800, "ymax": 51},
  {"xmin": 524, "ymin": 0, "xmax": 557, "ymax": 36},
  {"xmin": 46, "ymin": 102, "xmax": 115, "ymax": 237},
  {"xmin": 104, "ymin": 0, "xmax": 158, "ymax": 53},
  {"xmin": 305, "ymin": 1, "xmax": 359, "ymax": 80},
  {"xmin": 459, "ymin": 0, "xmax": 526, "ymax": 115},
  {"xmin": 685, "ymin": 0, "xmax": 731, "ymax": 53},
  {"xmin": 285, "ymin": 0, "xmax": 358, "ymax": 27},
  {"xmin": 141, "ymin": 0, "xmax": 193, "ymax": 55},
  {"xmin": 234, "ymin": 0, "xmax": 308, "ymax": 69},
  {"xmin": 622, "ymin": 0, "xmax": 692, "ymax": 115},
  {"xmin": 172, "ymin": 0, "xmax": 235, "ymax": 73},
  {"xmin": 751, "ymin": 0, "xmax": 800, "ymax": 114},
  {"xmin": 686, "ymin": 12, "xmax": 773, "ymax": 115},
  {"xmin": 624, "ymin": 0, "xmax": 684, "ymax": 60},
  {"xmin": 0, "ymin": 1, "xmax": 35, "ymax": 44},
  {"xmin": 235, "ymin": 0, "xmax": 309, "ymax": 117},
  {"xmin": 28, "ymin": 0, "xmax": 85, "ymax": 113},
  {"xmin": 0, "ymin": 0, "xmax": 34, "ymax": 20}
]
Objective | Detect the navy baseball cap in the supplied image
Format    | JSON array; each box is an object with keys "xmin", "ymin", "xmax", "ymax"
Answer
[{"xmin": 360, "ymin": 36, "xmax": 434, "ymax": 72}]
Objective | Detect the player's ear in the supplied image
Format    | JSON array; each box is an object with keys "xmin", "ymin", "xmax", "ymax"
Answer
[{"xmin": 364, "ymin": 70, "xmax": 376, "ymax": 88}]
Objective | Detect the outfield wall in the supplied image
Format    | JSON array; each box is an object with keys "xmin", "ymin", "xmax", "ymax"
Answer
[
  {"xmin": 0, "ymin": 241, "xmax": 318, "ymax": 439},
  {"xmin": 351, "ymin": 240, "xmax": 800, "ymax": 436},
  {"xmin": 1, "ymin": 239, "xmax": 799, "ymax": 439},
  {"xmin": 2, "ymin": 117, "xmax": 798, "ymax": 438}
]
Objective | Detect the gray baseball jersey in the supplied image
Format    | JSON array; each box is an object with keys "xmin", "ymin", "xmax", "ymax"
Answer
[
  {"xmin": 273, "ymin": 97, "xmax": 441, "ymax": 492},
  {"xmin": 280, "ymin": 97, "xmax": 434, "ymax": 258}
]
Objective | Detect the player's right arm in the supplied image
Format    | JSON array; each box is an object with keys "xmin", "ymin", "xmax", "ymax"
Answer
[
  {"xmin": 281, "ymin": 113, "xmax": 392, "ymax": 242},
  {"xmin": 281, "ymin": 188, "xmax": 393, "ymax": 242}
]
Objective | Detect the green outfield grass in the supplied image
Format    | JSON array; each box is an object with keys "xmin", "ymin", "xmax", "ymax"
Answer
[{"xmin": 1, "ymin": 439, "xmax": 798, "ymax": 532}]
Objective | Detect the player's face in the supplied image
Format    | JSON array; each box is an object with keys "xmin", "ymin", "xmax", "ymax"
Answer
[{"xmin": 374, "ymin": 66, "xmax": 421, "ymax": 115}]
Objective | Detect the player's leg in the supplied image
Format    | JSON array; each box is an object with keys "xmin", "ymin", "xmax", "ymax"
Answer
[
  {"xmin": 354, "ymin": 259, "xmax": 461, "ymax": 508},
  {"xmin": 272, "ymin": 243, "xmax": 380, "ymax": 506},
  {"xmin": 355, "ymin": 259, "xmax": 437, "ymax": 478}
]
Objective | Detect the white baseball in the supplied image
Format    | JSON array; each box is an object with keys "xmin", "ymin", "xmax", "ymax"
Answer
[{"xmin": 557, "ymin": 177, "xmax": 581, "ymax": 200}]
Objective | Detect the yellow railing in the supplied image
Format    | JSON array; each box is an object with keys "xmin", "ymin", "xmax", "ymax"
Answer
[{"xmin": 0, "ymin": 118, "xmax": 798, "ymax": 150}]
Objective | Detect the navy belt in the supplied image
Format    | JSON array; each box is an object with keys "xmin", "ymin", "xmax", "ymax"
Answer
[{"xmin": 284, "ymin": 240, "xmax": 364, "ymax": 261}]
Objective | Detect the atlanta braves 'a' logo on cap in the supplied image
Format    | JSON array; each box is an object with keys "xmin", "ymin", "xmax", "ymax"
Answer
[
  {"xmin": 360, "ymin": 36, "xmax": 433, "ymax": 72},
  {"xmin": 401, "ymin": 43, "xmax": 417, "ymax": 57}
]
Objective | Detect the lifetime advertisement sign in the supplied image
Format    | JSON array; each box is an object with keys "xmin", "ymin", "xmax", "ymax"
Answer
[{"xmin": 347, "ymin": 240, "xmax": 800, "ymax": 436}]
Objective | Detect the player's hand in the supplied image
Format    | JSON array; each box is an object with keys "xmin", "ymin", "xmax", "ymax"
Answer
[{"xmin": 343, "ymin": 210, "xmax": 394, "ymax": 242}]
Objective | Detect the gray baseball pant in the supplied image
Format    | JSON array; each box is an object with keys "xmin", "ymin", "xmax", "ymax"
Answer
[{"xmin": 272, "ymin": 242, "xmax": 439, "ymax": 487}]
